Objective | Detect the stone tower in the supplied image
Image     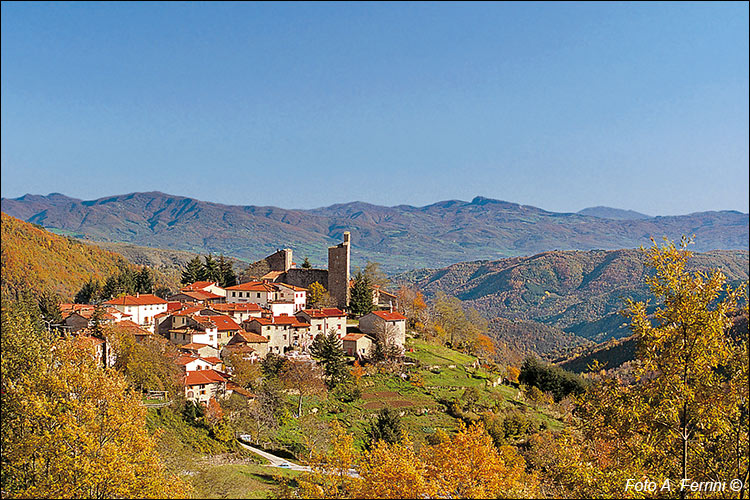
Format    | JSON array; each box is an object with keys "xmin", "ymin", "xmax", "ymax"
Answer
[
  {"xmin": 327, "ymin": 232, "xmax": 351, "ymax": 309},
  {"xmin": 266, "ymin": 248, "xmax": 293, "ymax": 272}
]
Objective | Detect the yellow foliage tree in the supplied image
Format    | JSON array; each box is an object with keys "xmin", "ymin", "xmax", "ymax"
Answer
[{"xmin": 1, "ymin": 296, "xmax": 188, "ymax": 499}]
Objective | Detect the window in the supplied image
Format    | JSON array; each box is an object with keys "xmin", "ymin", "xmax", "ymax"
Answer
[
  {"xmin": 232, "ymin": 291, "xmax": 236, "ymax": 297},
  {"xmin": 218, "ymin": 333, "xmax": 221, "ymax": 339},
  {"xmin": 337, "ymin": 324, "xmax": 341, "ymax": 329},
  {"xmin": 257, "ymin": 293, "xmax": 261, "ymax": 298},
  {"xmin": 317, "ymin": 324, "xmax": 322, "ymax": 331}
]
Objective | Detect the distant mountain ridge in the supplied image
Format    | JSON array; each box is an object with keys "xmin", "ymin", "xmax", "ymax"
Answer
[
  {"xmin": 577, "ymin": 206, "xmax": 651, "ymax": 220},
  {"xmin": 2, "ymin": 191, "xmax": 747, "ymax": 273}
]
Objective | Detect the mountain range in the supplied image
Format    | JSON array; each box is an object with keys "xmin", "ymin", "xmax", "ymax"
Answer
[{"xmin": 2, "ymin": 191, "xmax": 747, "ymax": 273}]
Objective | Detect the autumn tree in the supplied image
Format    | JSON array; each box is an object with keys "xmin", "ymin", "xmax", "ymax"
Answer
[
  {"xmin": 296, "ymin": 421, "xmax": 360, "ymax": 499},
  {"xmin": 396, "ymin": 286, "xmax": 427, "ymax": 330},
  {"xmin": 224, "ymin": 351, "xmax": 263, "ymax": 390},
  {"xmin": 570, "ymin": 237, "xmax": 749, "ymax": 498},
  {"xmin": 105, "ymin": 325, "xmax": 182, "ymax": 395},
  {"xmin": 280, "ymin": 360, "xmax": 327, "ymax": 417},
  {"xmin": 1, "ymin": 295, "xmax": 188, "ymax": 498},
  {"xmin": 307, "ymin": 281, "xmax": 334, "ymax": 308}
]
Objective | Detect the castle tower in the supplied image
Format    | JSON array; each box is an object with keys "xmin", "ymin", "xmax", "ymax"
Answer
[
  {"xmin": 267, "ymin": 248, "xmax": 293, "ymax": 272},
  {"xmin": 328, "ymin": 232, "xmax": 351, "ymax": 309}
]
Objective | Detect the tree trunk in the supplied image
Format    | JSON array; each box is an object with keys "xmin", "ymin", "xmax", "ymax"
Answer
[{"xmin": 680, "ymin": 401, "xmax": 688, "ymax": 500}]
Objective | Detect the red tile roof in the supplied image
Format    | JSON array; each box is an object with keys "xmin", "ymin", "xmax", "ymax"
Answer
[
  {"xmin": 248, "ymin": 316, "xmax": 310, "ymax": 328},
  {"xmin": 174, "ymin": 290, "xmax": 222, "ymax": 301},
  {"xmin": 226, "ymin": 381, "xmax": 255, "ymax": 399},
  {"xmin": 211, "ymin": 303, "xmax": 264, "ymax": 312},
  {"xmin": 105, "ymin": 294, "xmax": 168, "ymax": 306},
  {"xmin": 371, "ymin": 311, "xmax": 407, "ymax": 321},
  {"xmin": 342, "ymin": 333, "xmax": 369, "ymax": 341},
  {"xmin": 210, "ymin": 315, "xmax": 241, "ymax": 332},
  {"xmin": 184, "ymin": 369, "xmax": 227, "ymax": 386},
  {"xmin": 181, "ymin": 281, "xmax": 220, "ymax": 291},
  {"xmin": 173, "ymin": 306, "xmax": 204, "ymax": 317},
  {"xmin": 231, "ymin": 331, "xmax": 269, "ymax": 343},
  {"xmin": 301, "ymin": 308, "xmax": 346, "ymax": 318},
  {"xmin": 111, "ymin": 320, "xmax": 152, "ymax": 336},
  {"xmin": 201, "ymin": 356, "xmax": 222, "ymax": 365},
  {"xmin": 225, "ymin": 281, "xmax": 277, "ymax": 292},
  {"xmin": 167, "ymin": 301, "xmax": 183, "ymax": 312},
  {"xmin": 276, "ymin": 283, "xmax": 308, "ymax": 292},
  {"xmin": 174, "ymin": 355, "xmax": 199, "ymax": 366},
  {"xmin": 181, "ymin": 342, "xmax": 212, "ymax": 350}
]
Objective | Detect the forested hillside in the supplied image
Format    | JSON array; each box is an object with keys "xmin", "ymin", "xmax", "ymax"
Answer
[
  {"xmin": 396, "ymin": 248, "xmax": 749, "ymax": 341},
  {"xmin": 1, "ymin": 213, "xmax": 131, "ymax": 300}
]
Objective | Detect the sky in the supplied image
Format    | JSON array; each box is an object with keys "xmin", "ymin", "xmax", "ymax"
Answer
[{"xmin": 1, "ymin": 2, "xmax": 748, "ymax": 216}]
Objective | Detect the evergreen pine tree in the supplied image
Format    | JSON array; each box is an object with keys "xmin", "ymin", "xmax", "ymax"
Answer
[
  {"xmin": 301, "ymin": 257, "xmax": 312, "ymax": 269},
  {"xmin": 181, "ymin": 256, "xmax": 203, "ymax": 285},
  {"xmin": 349, "ymin": 271, "xmax": 374, "ymax": 316},
  {"xmin": 202, "ymin": 254, "xmax": 220, "ymax": 283},
  {"xmin": 309, "ymin": 329, "xmax": 348, "ymax": 388},
  {"xmin": 135, "ymin": 267, "xmax": 154, "ymax": 294},
  {"xmin": 218, "ymin": 255, "xmax": 237, "ymax": 288}
]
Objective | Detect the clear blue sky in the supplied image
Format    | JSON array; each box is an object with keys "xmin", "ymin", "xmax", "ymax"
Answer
[{"xmin": 2, "ymin": 1, "xmax": 748, "ymax": 215}]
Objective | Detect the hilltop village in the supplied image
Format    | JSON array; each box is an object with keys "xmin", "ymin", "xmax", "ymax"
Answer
[{"xmin": 56, "ymin": 233, "xmax": 407, "ymax": 404}]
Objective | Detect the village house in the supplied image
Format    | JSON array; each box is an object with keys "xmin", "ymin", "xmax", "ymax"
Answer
[
  {"xmin": 222, "ymin": 330, "xmax": 269, "ymax": 359},
  {"xmin": 170, "ymin": 315, "xmax": 219, "ymax": 348},
  {"xmin": 209, "ymin": 302, "xmax": 264, "ymax": 323},
  {"xmin": 295, "ymin": 308, "xmax": 347, "ymax": 339},
  {"xmin": 358, "ymin": 310, "xmax": 407, "ymax": 349},
  {"xmin": 183, "ymin": 369, "xmax": 227, "ymax": 404},
  {"xmin": 243, "ymin": 315, "xmax": 310, "ymax": 354},
  {"xmin": 275, "ymin": 283, "xmax": 307, "ymax": 312},
  {"xmin": 225, "ymin": 281, "xmax": 278, "ymax": 306},
  {"xmin": 179, "ymin": 342, "xmax": 220, "ymax": 358},
  {"xmin": 342, "ymin": 332, "xmax": 374, "ymax": 357},
  {"xmin": 173, "ymin": 353, "xmax": 224, "ymax": 373},
  {"xmin": 104, "ymin": 293, "xmax": 168, "ymax": 333},
  {"xmin": 62, "ymin": 308, "xmax": 119, "ymax": 333}
]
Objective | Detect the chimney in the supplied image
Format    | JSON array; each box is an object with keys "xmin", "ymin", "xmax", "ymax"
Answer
[{"xmin": 136, "ymin": 292, "xmax": 139, "ymax": 298}]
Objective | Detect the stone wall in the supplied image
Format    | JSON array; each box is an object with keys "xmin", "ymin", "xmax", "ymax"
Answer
[{"xmin": 281, "ymin": 268, "xmax": 329, "ymax": 290}]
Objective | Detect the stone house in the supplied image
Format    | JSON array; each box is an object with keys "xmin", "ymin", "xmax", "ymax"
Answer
[{"xmin": 358, "ymin": 310, "xmax": 407, "ymax": 349}]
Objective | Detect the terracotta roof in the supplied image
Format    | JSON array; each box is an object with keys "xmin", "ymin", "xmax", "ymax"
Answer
[
  {"xmin": 111, "ymin": 320, "xmax": 152, "ymax": 336},
  {"xmin": 226, "ymin": 381, "xmax": 255, "ymax": 399},
  {"xmin": 370, "ymin": 310, "xmax": 407, "ymax": 321},
  {"xmin": 260, "ymin": 271, "xmax": 285, "ymax": 280},
  {"xmin": 167, "ymin": 301, "xmax": 184, "ymax": 312},
  {"xmin": 181, "ymin": 342, "xmax": 212, "ymax": 350},
  {"xmin": 211, "ymin": 303, "xmax": 263, "ymax": 312},
  {"xmin": 174, "ymin": 355, "xmax": 199, "ymax": 366},
  {"xmin": 201, "ymin": 356, "xmax": 223, "ymax": 365},
  {"xmin": 75, "ymin": 335, "xmax": 106, "ymax": 347},
  {"xmin": 225, "ymin": 281, "xmax": 277, "ymax": 292},
  {"xmin": 276, "ymin": 283, "xmax": 308, "ymax": 292},
  {"xmin": 301, "ymin": 308, "xmax": 346, "ymax": 318},
  {"xmin": 105, "ymin": 294, "xmax": 168, "ymax": 306},
  {"xmin": 210, "ymin": 315, "xmax": 241, "ymax": 331},
  {"xmin": 173, "ymin": 290, "xmax": 222, "ymax": 301},
  {"xmin": 184, "ymin": 369, "xmax": 227, "ymax": 386},
  {"xmin": 342, "ymin": 333, "xmax": 369, "ymax": 341},
  {"xmin": 231, "ymin": 331, "xmax": 269, "ymax": 343},
  {"xmin": 248, "ymin": 316, "xmax": 309, "ymax": 328},
  {"xmin": 173, "ymin": 306, "xmax": 204, "ymax": 317},
  {"xmin": 181, "ymin": 281, "xmax": 220, "ymax": 291}
]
